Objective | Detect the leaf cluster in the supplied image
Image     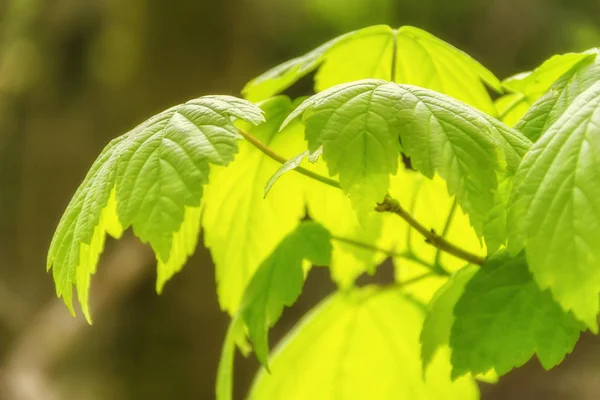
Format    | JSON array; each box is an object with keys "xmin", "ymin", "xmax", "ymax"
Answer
[{"xmin": 46, "ymin": 24, "xmax": 600, "ymax": 399}]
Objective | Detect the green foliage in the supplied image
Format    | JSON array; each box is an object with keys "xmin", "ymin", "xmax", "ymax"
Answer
[
  {"xmin": 243, "ymin": 25, "xmax": 501, "ymax": 114},
  {"xmin": 516, "ymin": 49, "xmax": 600, "ymax": 141},
  {"xmin": 450, "ymin": 251, "xmax": 583, "ymax": 377},
  {"xmin": 283, "ymin": 79, "xmax": 531, "ymax": 244},
  {"xmin": 420, "ymin": 265, "xmax": 478, "ymax": 371},
  {"xmin": 47, "ymin": 96, "xmax": 263, "ymax": 320},
  {"xmin": 240, "ymin": 221, "xmax": 332, "ymax": 367},
  {"xmin": 47, "ymin": 23, "xmax": 600, "ymax": 399},
  {"xmin": 249, "ymin": 287, "xmax": 479, "ymax": 400},
  {"xmin": 202, "ymin": 96, "xmax": 307, "ymax": 314},
  {"xmin": 496, "ymin": 51, "xmax": 595, "ymax": 126},
  {"xmin": 508, "ymin": 79, "xmax": 600, "ymax": 330}
]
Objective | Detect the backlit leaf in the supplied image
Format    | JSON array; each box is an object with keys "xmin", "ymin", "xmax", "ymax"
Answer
[
  {"xmin": 47, "ymin": 96, "xmax": 263, "ymax": 321},
  {"xmin": 508, "ymin": 80, "xmax": 600, "ymax": 330},
  {"xmin": 283, "ymin": 80, "xmax": 530, "ymax": 242},
  {"xmin": 495, "ymin": 51, "xmax": 595, "ymax": 126},
  {"xmin": 244, "ymin": 25, "xmax": 500, "ymax": 114},
  {"xmin": 249, "ymin": 287, "xmax": 479, "ymax": 400},
  {"xmin": 240, "ymin": 221, "xmax": 332, "ymax": 367},
  {"xmin": 202, "ymin": 96, "xmax": 307, "ymax": 314},
  {"xmin": 516, "ymin": 49, "xmax": 600, "ymax": 142}
]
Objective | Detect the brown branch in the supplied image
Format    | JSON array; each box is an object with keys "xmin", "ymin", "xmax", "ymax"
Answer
[
  {"xmin": 239, "ymin": 127, "xmax": 486, "ymax": 267},
  {"xmin": 376, "ymin": 196, "xmax": 486, "ymax": 266}
]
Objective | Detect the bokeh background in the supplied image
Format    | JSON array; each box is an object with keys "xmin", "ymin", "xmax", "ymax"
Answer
[{"xmin": 1, "ymin": 0, "xmax": 600, "ymax": 399}]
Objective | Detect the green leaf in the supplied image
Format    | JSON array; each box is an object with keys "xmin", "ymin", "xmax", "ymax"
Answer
[
  {"xmin": 304, "ymin": 159, "xmax": 387, "ymax": 286},
  {"xmin": 240, "ymin": 221, "xmax": 332, "ymax": 368},
  {"xmin": 202, "ymin": 96, "xmax": 308, "ymax": 314},
  {"xmin": 243, "ymin": 25, "xmax": 500, "ymax": 114},
  {"xmin": 47, "ymin": 96, "xmax": 263, "ymax": 321},
  {"xmin": 494, "ymin": 92, "xmax": 532, "ymax": 127},
  {"xmin": 495, "ymin": 51, "xmax": 595, "ymax": 126},
  {"xmin": 420, "ymin": 265, "xmax": 478, "ymax": 371},
  {"xmin": 216, "ymin": 316, "xmax": 248, "ymax": 400},
  {"xmin": 503, "ymin": 52, "xmax": 594, "ymax": 96},
  {"xmin": 249, "ymin": 287, "xmax": 479, "ymax": 400},
  {"xmin": 450, "ymin": 251, "xmax": 584, "ymax": 378},
  {"xmin": 243, "ymin": 25, "xmax": 393, "ymax": 102},
  {"xmin": 516, "ymin": 49, "xmax": 600, "ymax": 142},
  {"xmin": 283, "ymin": 80, "xmax": 531, "ymax": 242},
  {"xmin": 264, "ymin": 150, "xmax": 310, "ymax": 198},
  {"xmin": 393, "ymin": 26, "xmax": 501, "ymax": 114},
  {"xmin": 508, "ymin": 80, "xmax": 600, "ymax": 330}
]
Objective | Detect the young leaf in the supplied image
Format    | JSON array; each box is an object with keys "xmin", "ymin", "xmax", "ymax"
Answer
[
  {"xmin": 508, "ymin": 80, "xmax": 600, "ymax": 330},
  {"xmin": 516, "ymin": 49, "xmax": 600, "ymax": 142},
  {"xmin": 239, "ymin": 221, "xmax": 332, "ymax": 368},
  {"xmin": 202, "ymin": 96, "xmax": 308, "ymax": 314},
  {"xmin": 283, "ymin": 79, "xmax": 531, "ymax": 239},
  {"xmin": 450, "ymin": 251, "xmax": 584, "ymax": 378},
  {"xmin": 420, "ymin": 265, "xmax": 478, "ymax": 371},
  {"xmin": 264, "ymin": 150, "xmax": 309, "ymax": 198},
  {"xmin": 47, "ymin": 96, "xmax": 264, "ymax": 321},
  {"xmin": 249, "ymin": 287, "xmax": 479, "ymax": 400},
  {"xmin": 243, "ymin": 26, "xmax": 500, "ymax": 114}
]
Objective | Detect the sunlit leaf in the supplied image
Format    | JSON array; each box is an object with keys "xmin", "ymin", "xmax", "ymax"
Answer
[
  {"xmin": 240, "ymin": 221, "xmax": 332, "ymax": 367},
  {"xmin": 516, "ymin": 49, "xmax": 600, "ymax": 142},
  {"xmin": 508, "ymin": 80, "xmax": 600, "ymax": 330},
  {"xmin": 47, "ymin": 96, "xmax": 264, "ymax": 321},
  {"xmin": 283, "ymin": 80, "xmax": 530, "ymax": 243},
  {"xmin": 249, "ymin": 287, "xmax": 479, "ymax": 400},
  {"xmin": 202, "ymin": 96, "xmax": 307, "ymax": 314},
  {"xmin": 243, "ymin": 25, "xmax": 500, "ymax": 114},
  {"xmin": 495, "ymin": 51, "xmax": 596, "ymax": 126}
]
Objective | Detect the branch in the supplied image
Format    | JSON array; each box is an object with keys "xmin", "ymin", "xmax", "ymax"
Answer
[
  {"xmin": 237, "ymin": 128, "xmax": 341, "ymax": 189},
  {"xmin": 435, "ymin": 198, "xmax": 458, "ymax": 266},
  {"xmin": 376, "ymin": 196, "xmax": 486, "ymax": 266},
  {"xmin": 238, "ymin": 127, "xmax": 486, "ymax": 267},
  {"xmin": 330, "ymin": 235, "xmax": 450, "ymax": 276}
]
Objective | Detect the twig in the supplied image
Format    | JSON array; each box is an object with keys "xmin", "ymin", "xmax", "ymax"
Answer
[
  {"xmin": 239, "ymin": 128, "xmax": 486, "ymax": 267},
  {"xmin": 376, "ymin": 196, "xmax": 486, "ymax": 266}
]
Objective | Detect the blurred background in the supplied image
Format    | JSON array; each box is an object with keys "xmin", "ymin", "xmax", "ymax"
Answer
[{"xmin": 1, "ymin": 0, "xmax": 600, "ymax": 399}]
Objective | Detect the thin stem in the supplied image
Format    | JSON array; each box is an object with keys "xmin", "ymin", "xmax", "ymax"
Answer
[
  {"xmin": 238, "ymin": 127, "xmax": 486, "ymax": 267},
  {"xmin": 237, "ymin": 128, "xmax": 341, "ymax": 190},
  {"xmin": 330, "ymin": 235, "xmax": 447, "ymax": 275},
  {"xmin": 435, "ymin": 199, "xmax": 458, "ymax": 266},
  {"xmin": 331, "ymin": 235, "xmax": 404, "ymax": 258},
  {"xmin": 376, "ymin": 196, "xmax": 486, "ymax": 266},
  {"xmin": 380, "ymin": 272, "xmax": 436, "ymax": 292}
]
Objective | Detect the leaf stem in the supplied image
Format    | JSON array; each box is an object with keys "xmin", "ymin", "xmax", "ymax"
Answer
[
  {"xmin": 330, "ymin": 235, "xmax": 449, "ymax": 276},
  {"xmin": 434, "ymin": 198, "xmax": 458, "ymax": 266},
  {"xmin": 379, "ymin": 272, "xmax": 437, "ymax": 293},
  {"xmin": 376, "ymin": 195, "xmax": 486, "ymax": 266},
  {"xmin": 238, "ymin": 127, "xmax": 486, "ymax": 267},
  {"xmin": 237, "ymin": 128, "xmax": 341, "ymax": 189}
]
